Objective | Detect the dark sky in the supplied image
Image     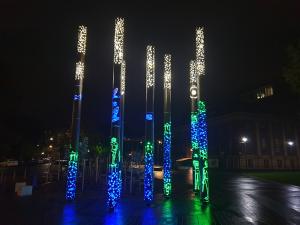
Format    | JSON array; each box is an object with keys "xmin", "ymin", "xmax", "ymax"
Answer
[{"xmin": 1, "ymin": 1, "xmax": 300, "ymax": 146}]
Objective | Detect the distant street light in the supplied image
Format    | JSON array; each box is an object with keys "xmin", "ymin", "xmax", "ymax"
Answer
[
  {"xmin": 287, "ymin": 141, "xmax": 294, "ymax": 146},
  {"xmin": 241, "ymin": 136, "xmax": 248, "ymax": 143},
  {"xmin": 49, "ymin": 145, "xmax": 53, "ymax": 149},
  {"xmin": 50, "ymin": 137, "xmax": 54, "ymax": 141},
  {"xmin": 240, "ymin": 136, "xmax": 248, "ymax": 169}
]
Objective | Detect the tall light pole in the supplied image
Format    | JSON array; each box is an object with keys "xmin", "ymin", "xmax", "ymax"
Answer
[
  {"xmin": 196, "ymin": 27, "xmax": 209, "ymax": 202},
  {"xmin": 163, "ymin": 54, "xmax": 172, "ymax": 197},
  {"xmin": 66, "ymin": 25, "xmax": 87, "ymax": 200},
  {"xmin": 144, "ymin": 45, "xmax": 155, "ymax": 204},
  {"xmin": 107, "ymin": 18, "xmax": 125, "ymax": 210}
]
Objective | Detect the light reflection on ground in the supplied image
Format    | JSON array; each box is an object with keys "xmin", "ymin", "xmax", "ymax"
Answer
[
  {"xmin": 58, "ymin": 170, "xmax": 300, "ymax": 225},
  {"xmin": 61, "ymin": 203, "xmax": 77, "ymax": 225}
]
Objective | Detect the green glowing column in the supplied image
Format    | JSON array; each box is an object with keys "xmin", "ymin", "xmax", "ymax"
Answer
[
  {"xmin": 163, "ymin": 54, "xmax": 172, "ymax": 197},
  {"xmin": 189, "ymin": 60, "xmax": 201, "ymax": 193}
]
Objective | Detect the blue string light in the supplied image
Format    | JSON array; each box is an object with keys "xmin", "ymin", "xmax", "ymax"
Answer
[
  {"xmin": 112, "ymin": 88, "xmax": 120, "ymax": 123},
  {"xmin": 107, "ymin": 135, "xmax": 122, "ymax": 208},
  {"xmin": 107, "ymin": 164, "xmax": 121, "ymax": 208},
  {"xmin": 144, "ymin": 141, "xmax": 154, "ymax": 203},
  {"xmin": 73, "ymin": 94, "xmax": 82, "ymax": 101},
  {"xmin": 145, "ymin": 113, "xmax": 153, "ymax": 121},
  {"xmin": 198, "ymin": 101, "xmax": 209, "ymax": 202},
  {"xmin": 66, "ymin": 150, "xmax": 78, "ymax": 200}
]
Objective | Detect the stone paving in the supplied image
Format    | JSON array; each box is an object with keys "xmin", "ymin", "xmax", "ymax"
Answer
[{"xmin": 1, "ymin": 170, "xmax": 300, "ymax": 225}]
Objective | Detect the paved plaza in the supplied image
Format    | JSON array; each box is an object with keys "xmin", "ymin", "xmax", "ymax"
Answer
[{"xmin": 1, "ymin": 170, "xmax": 300, "ymax": 225}]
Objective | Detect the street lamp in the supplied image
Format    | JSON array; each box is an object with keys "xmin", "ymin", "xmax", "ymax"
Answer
[
  {"xmin": 240, "ymin": 136, "xmax": 248, "ymax": 169},
  {"xmin": 241, "ymin": 137, "xmax": 248, "ymax": 143},
  {"xmin": 287, "ymin": 141, "xmax": 294, "ymax": 146}
]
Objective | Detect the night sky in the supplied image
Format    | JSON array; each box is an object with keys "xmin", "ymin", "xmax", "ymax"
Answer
[{"xmin": 1, "ymin": 1, "xmax": 300, "ymax": 148}]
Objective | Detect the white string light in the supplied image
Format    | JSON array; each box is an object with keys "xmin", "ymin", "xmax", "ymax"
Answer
[
  {"xmin": 195, "ymin": 27, "xmax": 205, "ymax": 76},
  {"xmin": 146, "ymin": 45, "xmax": 155, "ymax": 88},
  {"xmin": 77, "ymin": 26, "xmax": 87, "ymax": 55},
  {"xmin": 114, "ymin": 18, "xmax": 125, "ymax": 64},
  {"xmin": 190, "ymin": 60, "xmax": 196, "ymax": 84},
  {"xmin": 164, "ymin": 54, "xmax": 171, "ymax": 89},
  {"xmin": 75, "ymin": 61, "xmax": 85, "ymax": 80},
  {"xmin": 190, "ymin": 60, "xmax": 197, "ymax": 99},
  {"xmin": 121, "ymin": 60, "xmax": 126, "ymax": 95}
]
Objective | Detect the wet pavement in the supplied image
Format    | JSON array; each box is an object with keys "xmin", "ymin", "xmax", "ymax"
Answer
[{"xmin": 1, "ymin": 169, "xmax": 300, "ymax": 225}]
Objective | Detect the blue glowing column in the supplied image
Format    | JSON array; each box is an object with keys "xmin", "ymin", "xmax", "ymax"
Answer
[
  {"xmin": 144, "ymin": 45, "xmax": 155, "ymax": 204},
  {"xmin": 107, "ymin": 18, "xmax": 125, "ymax": 209},
  {"xmin": 189, "ymin": 60, "xmax": 201, "ymax": 193},
  {"xmin": 66, "ymin": 25, "xmax": 87, "ymax": 200},
  {"xmin": 195, "ymin": 27, "xmax": 209, "ymax": 202},
  {"xmin": 163, "ymin": 54, "xmax": 172, "ymax": 197}
]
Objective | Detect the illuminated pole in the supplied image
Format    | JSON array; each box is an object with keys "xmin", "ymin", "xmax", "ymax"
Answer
[
  {"xmin": 163, "ymin": 54, "xmax": 172, "ymax": 197},
  {"xmin": 190, "ymin": 60, "xmax": 201, "ymax": 193},
  {"xmin": 144, "ymin": 45, "xmax": 155, "ymax": 204},
  {"xmin": 107, "ymin": 18, "xmax": 125, "ymax": 209},
  {"xmin": 120, "ymin": 60, "xmax": 126, "ymax": 165},
  {"xmin": 196, "ymin": 27, "xmax": 209, "ymax": 202},
  {"xmin": 66, "ymin": 25, "xmax": 87, "ymax": 200}
]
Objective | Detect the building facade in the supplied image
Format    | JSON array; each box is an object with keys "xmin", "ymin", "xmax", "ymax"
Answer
[{"xmin": 208, "ymin": 112, "xmax": 300, "ymax": 170}]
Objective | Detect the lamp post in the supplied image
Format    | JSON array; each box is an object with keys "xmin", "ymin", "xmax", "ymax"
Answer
[{"xmin": 240, "ymin": 136, "xmax": 248, "ymax": 169}]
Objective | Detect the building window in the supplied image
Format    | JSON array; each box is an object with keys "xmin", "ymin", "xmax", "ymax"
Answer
[
  {"xmin": 274, "ymin": 138, "xmax": 280, "ymax": 153},
  {"xmin": 256, "ymin": 85, "xmax": 273, "ymax": 99},
  {"xmin": 247, "ymin": 159, "xmax": 254, "ymax": 168},
  {"xmin": 277, "ymin": 159, "xmax": 283, "ymax": 168},
  {"xmin": 290, "ymin": 159, "xmax": 295, "ymax": 169},
  {"xmin": 264, "ymin": 159, "xmax": 269, "ymax": 168}
]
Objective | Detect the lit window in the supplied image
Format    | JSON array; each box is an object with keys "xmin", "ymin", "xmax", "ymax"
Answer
[{"xmin": 256, "ymin": 85, "xmax": 273, "ymax": 99}]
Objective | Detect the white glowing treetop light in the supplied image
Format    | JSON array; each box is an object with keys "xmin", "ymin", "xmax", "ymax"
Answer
[
  {"xmin": 195, "ymin": 27, "xmax": 205, "ymax": 77},
  {"xmin": 77, "ymin": 26, "xmax": 87, "ymax": 55},
  {"xmin": 190, "ymin": 60, "xmax": 197, "ymax": 99},
  {"xmin": 114, "ymin": 18, "xmax": 125, "ymax": 64},
  {"xmin": 121, "ymin": 60, "xmax": 126, "ymax": 95},
  {"xmin": 164, "ymin": 54, "xmax": 171, "ymax": 89},
  {"xmin": 146, "ymin": 45, "xmax": 155, "ymax": 88},
  {"xmin": 75, "ymin": 61, "xmax": 85, "ymax": 80}
]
